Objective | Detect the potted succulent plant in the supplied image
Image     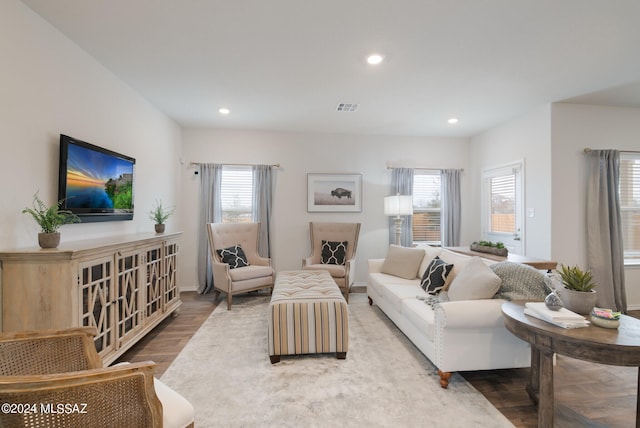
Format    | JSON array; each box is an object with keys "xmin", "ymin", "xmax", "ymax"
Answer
[
  {"xmin": 148, "ymin": 199, "xmax": 174, "ymax": 233},
  {"xmin": 22, "ymin": 192, "xmax": 80, "ymax": 248},
  {"xmin": 556, "ymin": 264, "xmax": 598, "ymax": 315}
]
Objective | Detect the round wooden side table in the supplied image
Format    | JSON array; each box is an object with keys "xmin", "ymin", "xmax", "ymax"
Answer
[{"xmin": 501, "ymin": 301, "xmax": 640, "ymax": 427}]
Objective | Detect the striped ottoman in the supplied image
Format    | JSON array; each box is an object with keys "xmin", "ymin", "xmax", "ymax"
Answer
[{"xmin": 268, "ymin": 270, "xmax": 349, "ymax": 363}]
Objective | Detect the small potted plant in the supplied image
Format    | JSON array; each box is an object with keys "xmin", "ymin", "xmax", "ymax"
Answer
[
  {"xmin": 22, "ymin": 192, "xmax": 80, "ymax": 248},
  {"xmin": 556, "ymin": 264, "xmax": 597, "ymax": 314},
  {"xmin": 149, "ymin": 199, "xmax": 174, "ymax": 233},
  {"xmin": 470, "ymin": 240, "xmax": 508, "ymax": 257}
]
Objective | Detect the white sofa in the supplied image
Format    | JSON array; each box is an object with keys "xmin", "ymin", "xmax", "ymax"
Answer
[{"xmin": 367, "ymin": 245, "xmax": 544, "ymax": 388}]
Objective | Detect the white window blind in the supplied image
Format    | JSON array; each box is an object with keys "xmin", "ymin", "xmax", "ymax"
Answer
[
  {"xmin": 620, "ymin": 153, "xmax": 640, "ymax": 262},
  {"xmin": 221, "ymin": 166, "xmax": 253, "ymax": 223},
  {"xmin": 412, "ymin": 171, "xmax": 441, "ymax": 245},
  {"xmin": 489, "ymin": 174, "xmax": 516, "ymax": 234}
]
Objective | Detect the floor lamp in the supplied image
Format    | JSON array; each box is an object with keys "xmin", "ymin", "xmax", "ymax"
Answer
[{"xmin": 384, "ymin": 194, "xmax": 413, "ymax": 246}]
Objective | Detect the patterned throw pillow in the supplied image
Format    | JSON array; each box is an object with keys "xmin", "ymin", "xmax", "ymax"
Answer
[
  {"xmin": 321, "ymin": 240, "xmax": 348, "ymax": 265},
  {"xmin": 490, "ymin": 261, "xmax": 551, "ymax": 301},
  {"xmin": 420, "ymin": 256, "xmax": 454, "ymax": 295},
  {"xmin": 216, "ymin": 245, "xmax": 250, "ymax": 269}
]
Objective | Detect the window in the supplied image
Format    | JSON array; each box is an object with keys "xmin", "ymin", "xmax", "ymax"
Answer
[
  {"xmin": 220, "ymin": 166, "xmax": 253, "ymax": 223},
  {"xmin": 620, "ymin": 154, "xmax": 640, "ymax": 263},
  {"xmin": 412, "ymin": 171, "xmax": 441, "ymax": 245},
  {"xmin": 481, "ymin": 162, "xmax": 523, "ymax": 254},
  {"xmin": 489, "ymin": 174, "xmax": 516, "ymax": 234}
]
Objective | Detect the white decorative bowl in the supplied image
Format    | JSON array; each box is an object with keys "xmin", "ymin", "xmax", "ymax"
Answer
[{"xmin": 590, "ymin": 315, "xmax": 620, "ymax": 329}]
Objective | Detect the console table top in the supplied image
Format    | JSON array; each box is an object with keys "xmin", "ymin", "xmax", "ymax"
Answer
[
  {"xmin": 0, "ymin": 231, "xmax": 182, "ymax": 261},
  {"xmin": 445, "ymin": 246, "xmax": 557, "ymax": 271}
]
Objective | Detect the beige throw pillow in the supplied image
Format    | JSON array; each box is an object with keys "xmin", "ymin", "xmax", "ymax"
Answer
[
  {"xmin": 447, "ymin": 256, "xmax": 502, "ymax": 301},
  {"xmin": 381, "ymin": 245, "xmax": 425, "ymax": 280}
]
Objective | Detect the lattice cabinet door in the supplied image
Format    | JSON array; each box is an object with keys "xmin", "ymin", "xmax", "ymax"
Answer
[
  {"xmin": 145, "ymin": 242, "xmax": 164, "ymax": 324},
  {"xmin": 115, "ymin": 249, "xmax": 144, "ymax": 349},
  {"xmin": 78, "ymin": 256, "xmax": 116, "ymax": 358},
  {"xmin": 163, "ymin": 239, "xmax": 180, "ymax": 310}
]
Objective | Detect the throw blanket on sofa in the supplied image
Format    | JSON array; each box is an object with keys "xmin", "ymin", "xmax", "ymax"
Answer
[{"xmin": 489, "ymin": 262, "xmax": 552, "ymax": 301}]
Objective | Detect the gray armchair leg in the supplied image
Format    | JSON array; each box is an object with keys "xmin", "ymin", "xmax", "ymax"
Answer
[{"xmin": 227, "ymin": 293, "xmax": 232, "ymax": 310}]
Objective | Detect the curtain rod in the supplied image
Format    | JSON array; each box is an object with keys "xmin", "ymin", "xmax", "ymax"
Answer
[
  {"xmin": 189, "ymin": 161, "xmax": 281, "ymax": 168},
  {"xmin": 387, "ymin": 165, "xmax": 464, "ymax": 172},
  {"xmin": 583, "ymin": 148, "xmax": 640, "ymax": 154}
]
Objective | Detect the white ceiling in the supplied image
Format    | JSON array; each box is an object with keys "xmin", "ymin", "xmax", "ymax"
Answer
[{"xmin": 21, "ymin": 0, "xmax": 640, "ymax": 137}]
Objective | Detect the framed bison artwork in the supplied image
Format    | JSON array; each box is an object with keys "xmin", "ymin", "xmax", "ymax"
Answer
[{"xmin": 307, "ymin": 173, "xmax": 362, "ymax": 212}]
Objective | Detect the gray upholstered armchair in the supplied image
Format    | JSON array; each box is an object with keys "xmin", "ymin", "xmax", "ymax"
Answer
[
  {"xmin": 206, "ymin": 222, "xmax": 275, "ymax": 309},
  {"xmin": 302, "ymin": 222, "xmax": 361, "ymax": 302}
]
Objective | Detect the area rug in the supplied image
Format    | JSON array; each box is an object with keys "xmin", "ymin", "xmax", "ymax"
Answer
[{"xmin": 161, "ymin": 293, "xmax": 514, "ymax": 427}]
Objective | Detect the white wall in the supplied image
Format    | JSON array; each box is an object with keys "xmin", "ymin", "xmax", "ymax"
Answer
[
  {"xmin": 179, "ymin": 128, "xmax": 471, "ymax": 290},
  {"xmin": 469, "ymin": 105, "xmax": 553, "ymax": 259},
  {"xmin": 0, "ymin": 0, "xmax": 182, "ymax": 269},
  {"xmin": 550, "ymin": 103, "xmax": 640, "ymax": 309}
]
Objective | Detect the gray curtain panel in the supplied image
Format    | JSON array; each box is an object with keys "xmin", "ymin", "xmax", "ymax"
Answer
[
  {"xmin": 586, "ymin": 150, "xmax": 627, "ymax": 312},
  {"xmin": 252, "ymin": 165, "xmax": 274, "ymax": 258},
  {"xmin": 390, "ymin": 167, "xmax": 414, "ymax": 247},
  {"xmin": 441, "ymin": 169, "xmax": 462, "ymax": 247},
  {"xmin": 197, "ymin": 163, "xmax": 223, "ymax": 294}
]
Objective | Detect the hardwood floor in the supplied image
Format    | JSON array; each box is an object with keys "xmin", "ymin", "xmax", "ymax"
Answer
[
  {"xmin": 120, "ymin": 292, "xmax": 639, "ymax": 427},
  {"xmin": 116, "ymin": 291, "xmax": 218, "ymax": 376}
]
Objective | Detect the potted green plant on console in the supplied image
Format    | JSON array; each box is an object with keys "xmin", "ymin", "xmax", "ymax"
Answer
[
  {"xmin": 557, "ymin": 264, "xmax": 598, "ymax": 315},
  {"xmin": 22, "ymin": 192, "xmax": 80, "ymax": 248},
  {"xmin": 149, "ymin": 199, "xmax": 174, "ymax": 233}
]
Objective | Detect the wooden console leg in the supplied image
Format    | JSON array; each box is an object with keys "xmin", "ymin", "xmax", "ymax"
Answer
[
  {"xmin": 337, "ymin": 352, "xmax": 347, "ymax": 360},
  {"xmin": 368, "ymin": 296, "xmax": 373, "ymax": 306},
  {"xmin": 270, "ymin": 355, "xmax": 280, "ymax": 364},
  {"xmin": 438, "ymin": 370, "xmax": 452, "ymax": 388}
]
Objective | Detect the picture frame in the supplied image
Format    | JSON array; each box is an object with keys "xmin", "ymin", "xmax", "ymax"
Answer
[{"xmin": 307, "ymin": 173, "xmax": 362, "ymax": 212}]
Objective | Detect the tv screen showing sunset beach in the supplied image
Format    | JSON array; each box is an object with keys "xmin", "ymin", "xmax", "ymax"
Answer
[{"xmin": 65, "ymin": 143, "xmax": 134, "ymax": 212}]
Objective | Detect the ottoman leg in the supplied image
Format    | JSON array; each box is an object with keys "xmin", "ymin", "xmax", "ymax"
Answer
[
  {"xmin": 270, "ymin": 355, "xmax": 280, "ymax": 364},
  {"xmin": 337, "ymin": 352, "xmax": 346, "ymax": 360}
]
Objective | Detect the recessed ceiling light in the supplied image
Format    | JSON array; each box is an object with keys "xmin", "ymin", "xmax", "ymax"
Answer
[
  {"xmin": 219, "ymin": 108, "xmax": 230, "ymax": 115},
  {"xmin": 366, "ymin": 54, "xmax": 384, "ymax": 65},
  {"xmin": 447, "ymin": 117, "xmax": 459, "ymax": 124}
]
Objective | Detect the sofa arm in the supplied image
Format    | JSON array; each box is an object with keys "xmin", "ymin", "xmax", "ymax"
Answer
[
  {"xmin": 435, "ymin": 299, "xmax": 507, "ymax": 329},
  {"xmin": 368, "ymin": 258, "xmax": 385, "ymax": 273}
]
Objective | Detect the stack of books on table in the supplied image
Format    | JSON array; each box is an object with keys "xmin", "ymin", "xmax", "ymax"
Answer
[{"xmin": 524, "ymin": 302, "xmax": 590, "ymax": 329}]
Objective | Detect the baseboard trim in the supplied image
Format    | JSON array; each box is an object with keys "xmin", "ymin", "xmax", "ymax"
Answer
[{"xmin": 351, "ymin": 282, "xmax": 368, "ymax": 294}]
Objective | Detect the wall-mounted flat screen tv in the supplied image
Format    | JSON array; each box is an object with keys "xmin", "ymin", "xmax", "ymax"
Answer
[{"xmin": 58, "ymin": 134, "xmax": 135, "ymax": 222}]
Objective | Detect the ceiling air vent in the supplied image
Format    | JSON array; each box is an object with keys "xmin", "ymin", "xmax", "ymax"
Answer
[{"xmin": 336, "ymin": 103, "xmax": 359, "ymax": 112}]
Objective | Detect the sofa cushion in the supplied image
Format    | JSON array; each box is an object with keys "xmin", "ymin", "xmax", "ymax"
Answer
[
  {"xmin": 420, "ymin": 256, "xmax": 454, "ymax": 295},
  {"xmin": 217, "ymin": 245, "xmax": 250, "ymax": 269},
  {"xmin": 402, "ymin": 298, "xmax": 436, "ymax": 341},
  {"xmin": 228, "ymin": 265, "xmax": 273, "ymax": 281},
  {"xmin": 381, "ymin": 284, "xmax": 429, "ymax": 314},
  {"xmin": 321, "ymin": 240, "xmax": 347, "ymax": 265},
  {"xmin": 415, "ymin": 244, "xmax": 443, "ymax": 277},
  {"xmin": 448, "ymin": 256, "xmax": 502, "ymax": 301},
  {"xmin": 381, "ymin": 245, "xmax": 424, "ymax": 279},
  {"xmin": 436, "ymin": 250, "xmax": 472, "ymax": 286}
]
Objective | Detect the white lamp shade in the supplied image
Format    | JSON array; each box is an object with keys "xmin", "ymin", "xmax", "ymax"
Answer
[{"xmin": 384, "ymin": 195, "xmax": 413, "ymax": 216}]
